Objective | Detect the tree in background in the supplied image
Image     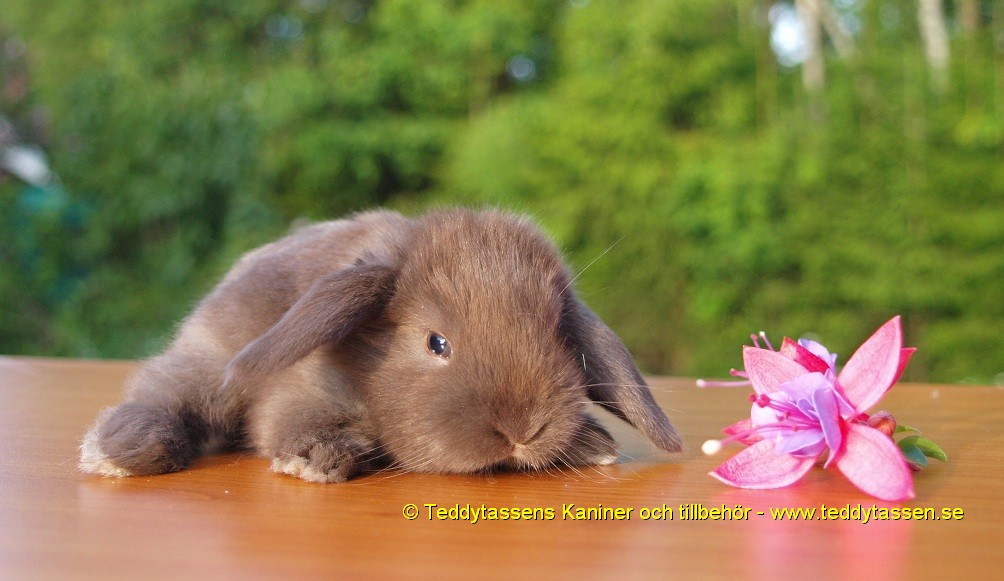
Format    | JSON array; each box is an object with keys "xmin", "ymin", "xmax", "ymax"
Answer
[
  {"xmin": 433, "ymin": 0, "xmax": 1003, "ymax": 382},
  {"xmin": 0, "ymin": 0, "xmax": 1000, "ymax": 383},
  {"xmin": 1, "ymin": 0, "xmax": 558, "ymax": 356}
]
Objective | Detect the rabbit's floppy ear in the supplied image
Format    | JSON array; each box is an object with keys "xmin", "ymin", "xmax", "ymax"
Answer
[
  {"xmin": 224, "ymin": 263, "xmax": 396, "ymax": 386},
  {"xmin": 560, "ymin": 294, "xmax": 683, "ymax": 453}
]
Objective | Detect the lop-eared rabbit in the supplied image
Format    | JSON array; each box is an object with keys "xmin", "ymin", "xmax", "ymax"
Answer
[{"xmin": 80, "ymin": 209, "xmax": 682, "ymax": 482}]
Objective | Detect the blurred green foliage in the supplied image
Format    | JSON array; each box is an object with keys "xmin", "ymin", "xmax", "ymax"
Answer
[{"xmin": 1, "ymin": 0, "xmax": 1001, "ymax": 383}]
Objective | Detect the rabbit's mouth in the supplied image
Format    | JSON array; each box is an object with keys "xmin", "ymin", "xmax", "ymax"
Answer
[
  {"xmin": 503, "ymin": 444, "xmax": 552, "ymax": 471},
  {"xmin": 419, "ymin": 439, "xmax": 561, "ymax": 475},
  {"xmin": 487, "ymin": 452, "xmax": 557, "ymax": 474}
]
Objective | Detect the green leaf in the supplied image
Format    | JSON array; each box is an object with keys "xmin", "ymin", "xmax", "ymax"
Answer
[
  {"xmin": 899, "ymin": 435, "xmax": 948, "ymax": 462},
  {"xmin": 895, "ymin": 424, "xmax": 922, "ymax": 434},
  {"xmin": 898, "ymin": 442, "xmax": 928, "ymax": 467}
]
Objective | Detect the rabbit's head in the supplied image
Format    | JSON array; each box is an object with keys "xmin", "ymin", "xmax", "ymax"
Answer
[{"xmin": 226, "ymin": 209, "xmax": 682, "ymax": 474}]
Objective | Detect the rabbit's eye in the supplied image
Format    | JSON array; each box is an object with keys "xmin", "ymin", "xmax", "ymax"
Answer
[{"xmin": 427, "ymin": 333, "xmax": 451, "ymax": 358}]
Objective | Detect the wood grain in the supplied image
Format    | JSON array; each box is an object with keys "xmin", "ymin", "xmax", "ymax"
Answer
[{"xmin": 0, "ymin": 356, "xmax": 1001, "ymax": 579}]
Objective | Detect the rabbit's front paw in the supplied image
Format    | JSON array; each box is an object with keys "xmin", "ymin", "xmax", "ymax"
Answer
[{"xmin": 270, "ymin": 431, "xmax": 374, "ymax": 483}]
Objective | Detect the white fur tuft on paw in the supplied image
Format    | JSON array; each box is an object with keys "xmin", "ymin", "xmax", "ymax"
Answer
[
  {"xmin": 270, "ymin": 456, "xmax": 333, "ymax": 483},
  {"xmin": 78, "ymin": 426, "xmax": 133, "ymax": 477},
  {"xmin": 596, "ymin": 453, "xmax": 619, "ymax": 466}
]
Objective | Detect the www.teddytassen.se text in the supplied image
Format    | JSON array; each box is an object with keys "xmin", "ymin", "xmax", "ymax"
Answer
[{"xmin": 403, "ymin": 503, "xmax": 964, "ymax": 524}]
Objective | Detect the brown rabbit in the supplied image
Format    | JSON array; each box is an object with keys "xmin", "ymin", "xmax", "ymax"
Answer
[{"xmin": 79, "ymin": 209, "xmax": 682, "ymax": 482}]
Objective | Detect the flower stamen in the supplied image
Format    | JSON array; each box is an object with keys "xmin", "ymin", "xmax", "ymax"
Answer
[
  {"xmin": 702, "ymin": 419, "xmax": 823, "ymax": 456},
  {"xmin": 697, "ymin": 369, "xmax": 751, "ymax": 388}
]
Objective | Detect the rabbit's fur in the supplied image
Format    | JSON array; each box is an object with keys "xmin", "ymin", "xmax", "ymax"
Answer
[{"xmin": 80, "ymin": 209, "xmax": 682, "ymax": 482}]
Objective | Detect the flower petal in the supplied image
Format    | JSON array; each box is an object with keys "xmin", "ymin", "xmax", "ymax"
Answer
[
  {"xmin": 813, "ymin": 388, "xmax": 844, "ymax": 468},
  {"xmin": 780, "ymin": 338, "xmax": 832, "ymax": 373},
  {"xmin": 722, "ymin": 418, "xmax": 762, "ymax": 445},
  {"xmin": 893, "ymin": 347, "xmax": 916, "ymax": 385},
  {"xmin": 743, "ymin": 346, "xmax": 813, "ymax": 395},
  {"xmin": 835, "ymin": 423, "xmax": 915, "ymax": 501},
  {"xmin": 710, "ymin": 439, "xmax": 817, "ymax": 489},
  {"xmin": 798, "ymin": 338, "xmax": 839, "ymax": 371},
  {"xmin": 776, "ymin": 372, "xmax": 831, "ymax": 401},
  {"xmin": 836, "ymin": 317, "xmax": 903, "ymax": 413},
  {"xmin": 750, "ymin": 399, "xmax": 781, "ymax": 426},
  {"xmin": 773, "ymin": 429, "xmax": 825, "ymax": 456}
]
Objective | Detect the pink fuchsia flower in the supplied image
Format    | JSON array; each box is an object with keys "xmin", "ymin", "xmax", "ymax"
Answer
[{"xmin": 702, "ymin": 317, "xmax": 918, "ymax": 501}]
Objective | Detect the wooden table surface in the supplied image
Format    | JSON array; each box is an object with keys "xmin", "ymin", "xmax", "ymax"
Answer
[{"xmin": 1, "ymin": 356, "xmax": 1001, "ymax": 580}]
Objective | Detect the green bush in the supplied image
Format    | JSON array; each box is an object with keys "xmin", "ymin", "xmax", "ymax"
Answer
[{"xmin": 1, "ymin": 0, "xmax": 1000, "ymax": 383}]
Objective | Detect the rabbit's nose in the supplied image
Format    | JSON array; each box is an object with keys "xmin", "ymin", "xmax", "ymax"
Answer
[{"xmin": 496, "ymin": 422, "xmax": 548, "ymax": 447}]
